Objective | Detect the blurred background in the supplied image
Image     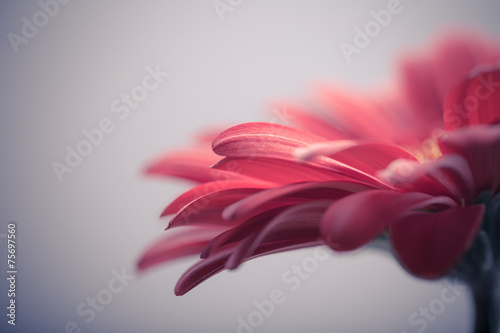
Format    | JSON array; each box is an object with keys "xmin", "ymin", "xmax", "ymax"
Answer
[{"xmin": 1, "ymin": 0, "xmax": 499, "ymax": 332}]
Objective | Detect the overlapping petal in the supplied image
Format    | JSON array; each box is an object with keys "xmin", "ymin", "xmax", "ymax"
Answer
[
  {"xmin": 320, "ymin": 190, "xmax": 457, "ymax": 252},
  {"xmin": 444, "ymin": 68, "xmax": 500, "ymax": 131},
  {"xmin": 391, "ymin": 205, "xmax": 485, "ymax": 278},
  {"xmin": 139, "ymin": 30, "xmax": 500, "ymax": 296}
]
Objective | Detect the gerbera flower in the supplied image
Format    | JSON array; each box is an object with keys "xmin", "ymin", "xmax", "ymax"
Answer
[{"xmin": 137, "ymin": 30, "xmax": 500, "ymax": 325}]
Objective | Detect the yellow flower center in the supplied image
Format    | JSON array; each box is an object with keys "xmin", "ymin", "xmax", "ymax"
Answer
[{"xmin": 406, "ymin": 129, "xmax": 446, "ymax": 162}]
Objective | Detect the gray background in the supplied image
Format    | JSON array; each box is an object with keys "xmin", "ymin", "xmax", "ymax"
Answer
[{"xmin": 1, "ymin": 0, "xmax": 499, "ymax": 332}]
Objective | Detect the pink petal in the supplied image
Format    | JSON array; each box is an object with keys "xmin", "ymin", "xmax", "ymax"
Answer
[
  {"xmin": 162, "ymin": 179, "xmax": 273, "ymax": 216},
  {"xmin": 270, "ymin": 102, "xmax": 351, "ymax": 140},
  {"xmin": 137, "ymin": 225, "xmax": 228, "ymax": 272},
  {"xmin": 390, "ymin": 205, "xmax": 485, "ymax": 279},
  {"xmin": 212, "ymin": 157, "xmax": 353, "ymax": 185},
  {"xmin": 378, "ymin": 155, "xmax": 476, "ymax": 204},
  {"xmin": 294, "ymin": 140, "xmax": 359, "ymax": 161},
  {"xmin": 298, "ymin": 141, "xmax": 417, "ymax": 177},
  {"xmin": 212, "ymin": 122, "xmax": 328, "ymax": 159},
  {"xmin": 226, "ymin": 201, "xmax": 330, "ymax": 269},
  {"xmin": 398, "ymin": 55, "xmax": 442, "ymax": 128},
  {"xmin": 431, "ymin": 31, "xmax": 500, "ymax": 103},
  {"xmin": 320, "ymin": 190, "xmax": 457, "ymax": 251},
  {"xmin": 175, "ymin": 239, "xmax": 321, "ymax": 295},
  {"xmin": 145, "ymin": 148, "xmax": 227, "ymax": 183},
  {"xmin": 316, "ymin": 85, "xmax": 411, "ymax": 143},
  {"xmin": 398, "ymin": 30, "xmax": 500, "ymax": 133},
  {"xmin": 168, "ymin": 188, "xmax": 263, "ymax": 228},
  {"xmin": 439, "ymin": 124, "xmax": 500, "ymax": 192},
  {"xmin": 201, "ymin": 207, "xmax": 288, "ymax": 258},
  {"xmin": 444, "ymin": 68, "xmax": 500, "ymax": 131},
  {"xmin": 223, "ymin": 181, "xmax": 375, "ymax": 220}
]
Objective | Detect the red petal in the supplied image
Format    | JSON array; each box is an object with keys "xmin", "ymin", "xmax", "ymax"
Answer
[
  {"xmin": 298, "ymin": 141, "xmax": 417, "ymax": 177},
  {"xmin": 431, "ymin": 31, "xmax": 500, "ymax": 103},
  {"xmin": 226, "ymin": 201, "xmax": 330, "ymax": 269},
  {"xmin": 271, "ymin": 102, "xmax": 350, "ymax": 140},
  {"xmin": 162, "ymin": 179, "xmax": 272, "ymax": 216},
  {"xmin": 379, "ymin": 155, "xmax": 476, "ymax": 204},
  {"xmin": 223, "ymin": 181, "xmax": 374, "ymax": 220},
  {"xmin": 137, "ymin": 226, "xmax": 228, "ymax": 272},
  {"xmin": 175, "ymin": 239, "xmax": 320, "ymax": 295},
  {"xmin": 320, "ymin": 190, "xmax": 457, "ymax": 251},
  {"xmin": 444, "ymin": 68, "xmax": 500, "ymax": 131},
  {"xmin": 213, "ymin": 157, "xmax": 353, "ymax": 185},
  {"xmin": 399, "ymin": 56, "xmax": 442, "ymax": 128},
  {"xmin": 212, "ymin": 122, "xmax": 328, "ymax": 159},
  {"xmin": 168, "ymin": 188, "xmax": 262, "ymax": 228},
  {"xmin": 201, "ymin": 207, "xmax": 288, "ymax": 259},
  {"xmin": 439, "ymin": 125, "xmax": 500, "ymax": 192},
  {"xmin": 316, "ymin": 85, "xmax": 415, "ymax": 143},
  {"xmin": 145, "ymin": 148, "xmax": 226, "ymax": 183},
  {"xmin": 390, "ymin": 205, "xmax": 485, "ymax": 279}
]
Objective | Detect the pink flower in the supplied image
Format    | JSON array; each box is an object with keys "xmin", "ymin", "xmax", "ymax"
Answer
[{"xmin": 138, "ymin": 30, "xmax": 500, "ymax": 296}]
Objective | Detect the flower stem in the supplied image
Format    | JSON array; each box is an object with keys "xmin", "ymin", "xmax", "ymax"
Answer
[{"xmin": 471, "ymin": 272, "xmax": 499, "ymax": 333}]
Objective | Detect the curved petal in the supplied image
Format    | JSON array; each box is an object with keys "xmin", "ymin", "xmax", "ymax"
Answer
[
  {"xmin": 175, "ymin": 239, "xmax": 321, "ymax": 295},
  {"xmin": 145, "ymin": 147, "xmax": 227, "ymax": 183},
  {"xmin": 270, "ymin": 102, "xmax": 351, "ymax": 140},
  {"xmin": 320, "ymin": 190, "xmax": 457, "ymax": 252},
  {"xmin": 439, "ymin": 124, "xmax": 500, "ymax": 192},
  {"xmin": 297, "ymin": 141, "xmax": 417, "ymax": 177},
  {"xmin": 399, "ymin": 30, "xmax": 500, "ymax": 133},
  {"xmin": 212, "ymin": 157, "xmax": 352, "ymax": 185},
  {"xmin": 226, "ymin": 201, "xmax": 330, "ymax": 269},
  {"xmin": 444, "ymin": 68, "xmax": 500, "ymax": 131},
  {"xmin": 223, "ymin": 181, "xmax": 374, "ymax": 220},
  {"xmin": 168, "ymin": 188, "xmax": 263, "ymax": 228},
  {"xmin": 378, "ymin": 155, "xmax": 476, "ymax": 204},
  {"xmin": 201, "ymin": 207, "xmax": 288, "ymax": 259},
  {"xmin": 390, "ymin": 205, "xmax": 485, "ymax": 279},
  {"xmin": 162, "ymin": 179, "xmax": 273, "ymax": 216},
  {"xmin": 212, "ymin": 122, "xmax": 328, "ymax": 159},
  {"xmin": 137, "ymin": 225, "xmax": 228, "ymax": 272}
]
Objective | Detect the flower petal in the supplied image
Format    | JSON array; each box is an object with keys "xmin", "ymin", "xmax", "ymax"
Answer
[
  {"xmin": 320, "ymin": 190, "xmax": 457, "ymax": 251},
  {"xmin": 201, "ymin": 207, "xmax": 288, "ymax": 259},
  {"xmin": 212, "ymin": 122, "xmax": 328, "ymax": 159},
  {"xmin": 137, "ymin": 225, "xmax": 228, "ymax": 272},
  {"xmin": 378, "ymin": 155, "xmax": 476, "ymax": 204},
  {"xmin": 145, "ymin": 148, "xmax": 226, "ymax": 183},
  {"xmin": 444, "ymin": 68, "xmax": 500, "ymax": 131},
  {"xmin": 162, "ymin": 179, "xmax": 272, "ymax": 216},
  {"xmin": 297, "ymin": 141, "xmax": 417, "ymax": 177},
  {"xmin": 226, "ymin": 201, "xmax": 330, "ymax": 269},
  {"xmin": 390, "ymin": 205, "xmax": 485, "ymax": 279},
  {"xmin": 439, "ymin": 124, "xmax": 500, "ymax": 192},
  {"xmin": 175, "ymin": 239, "xmax": 320, "ymax": 295},
  {"xmin": 212, "ymin": 157, "xmax": 355, "ymax": 185},
  {"xmin": 223, "ymin": 181, "xmax": 374, "ymax": 220},
  {"xmin": 168, "ymin": 188, "xmax": 263, "ymax": 228},
  {"xmin": 271, "ymin": 102, "xmax": 350, "ymax": 140}
]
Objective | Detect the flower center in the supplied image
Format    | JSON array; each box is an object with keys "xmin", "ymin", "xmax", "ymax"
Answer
[{"xmin": 406, "ymin": 129, "xmax": 446, "ymax": 162}]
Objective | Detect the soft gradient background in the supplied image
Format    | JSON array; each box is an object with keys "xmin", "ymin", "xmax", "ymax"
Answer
[{"xmin": 1, "ymin": 1, "xmax": 499, "ymax": 332}]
